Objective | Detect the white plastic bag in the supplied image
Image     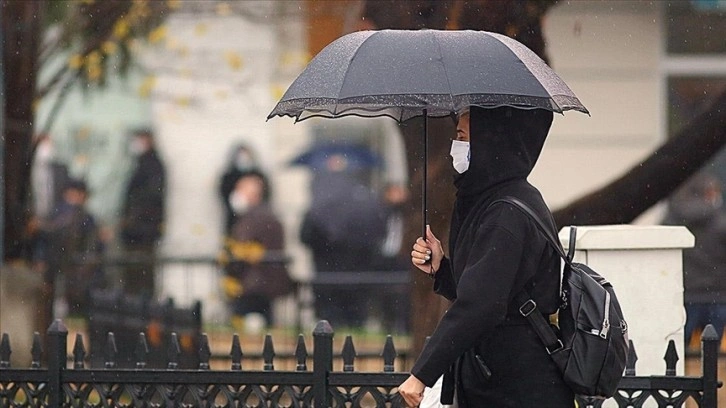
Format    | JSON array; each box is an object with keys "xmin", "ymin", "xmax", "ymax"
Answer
[{"xmin": 420, "ymin": 376, "xmax": 458, "ymax": 408}]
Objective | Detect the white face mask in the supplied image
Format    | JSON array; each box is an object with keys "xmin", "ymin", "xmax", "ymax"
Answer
[
  {"xmin": 130, "ymin": 138, "xmax": 148, "ymax": 156},
  {"xmin": 450, "ymin": 140, "xmax": 470, "ymax": 174},
  {"xmin": 35, "ymin": 141, "xmax": 54, "ymax": 163},
  {"xmin": 228, "ymin": 190, "xmax": 250, "ymax": 215}
]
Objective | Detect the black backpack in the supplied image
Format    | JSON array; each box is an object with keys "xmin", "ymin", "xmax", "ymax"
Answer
[{"xmin": 497, "ymin": 197, "xmax": 630, "ymax": 398}]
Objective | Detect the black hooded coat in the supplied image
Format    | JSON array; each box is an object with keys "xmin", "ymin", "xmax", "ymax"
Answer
[{"xmin": 410, "ymin": 107, "xmax": 573, "ymax": 407}]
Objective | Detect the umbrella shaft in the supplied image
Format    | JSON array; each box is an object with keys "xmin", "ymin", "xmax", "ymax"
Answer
[{"xmin": 423, "ymin": 109, "xmax": 428, "ymax": 239}]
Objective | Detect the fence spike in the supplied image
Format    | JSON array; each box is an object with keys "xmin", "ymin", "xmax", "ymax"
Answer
[
  {"xmin": 382, "ymin": 335, "xmax": 397, "ymax": 373},
  {"xmin": 105, "ymin": 332, "xmax": 117, "ymax": 369},
  {"xmin": 31, "ymin": 332, "xmax": 42, "ymax": 368},
  {"xmin": 624, "ymin": 339, "xmax": 637, "ymax": 376},
  {"xmin": 135, "ymin": 333, "xmax": 149, "ymax": 369},
  {"xmin": 701, "ymin": 324, "xmax": 719, "ymax": 407},
  {"xmin": 230, "ymin": 334, "xmax": 243, "ymax": 371},
  {"xmin": 167, "ymin": 332, "xmax": 180, "ymax": 369},
  {"xmin": 295, "ymin": 334, "xmax": 308, "ymax": 371},
  {"xmin": 263, "ymin": 334, "xmax": 275, "ymax": 371},
  {"xmin": 198, "ymin": 333, "xmax": 211, "ymax": 370},
  {"xmin": 342, "ymin": 335, "xmax": 356, "ymax": 372},
  {"xmin": 702, "ymin": 324, "xmax": 719, "ymax": 342},
  {"xmin": 0, "ymin": 333, "xmax": 11, "ymax": 368},
  {"xmin": 72, "ymin": 333, "xmax": 86, "ymax": 369},
  {"xmin": 664, "ymin": 339, "xmax": 678, "ymax": 376}
]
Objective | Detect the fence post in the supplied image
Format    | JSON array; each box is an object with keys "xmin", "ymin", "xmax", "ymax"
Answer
[
  {"xmin": 47, "ymin": 319, "xmax": 68, "ymax": 407},
  {"xmin": 313, "ymin": 320, "xmax": 333, "ymax": 408},
  {"xmin": 701, "ymin": 324, "xmax": 718, "ymax": 408}
]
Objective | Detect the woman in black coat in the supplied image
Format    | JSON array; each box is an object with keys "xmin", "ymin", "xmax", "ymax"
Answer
[{"xmin": 399, "ymin": 106, "xmax": 573, "ymax": 407}]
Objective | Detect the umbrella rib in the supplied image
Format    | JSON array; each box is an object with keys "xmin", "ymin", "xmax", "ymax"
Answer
[
  {"xmin": 336, "ymin": 31, "xmax": 382, "ymax": 118},
  {"xmin": 431, "ymin": 32, "xmax": 456, "ymax": 113},
  {"xmin": 487, "ymin": 33, "xmax": 566, "ymax": 113}
]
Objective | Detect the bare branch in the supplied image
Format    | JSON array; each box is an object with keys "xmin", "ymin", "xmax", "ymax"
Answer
[{"xmin": 553, "ymin": 88, "xmax": 726, "ymax": 226}]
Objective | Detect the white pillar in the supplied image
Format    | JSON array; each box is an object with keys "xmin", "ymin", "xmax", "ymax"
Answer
[{"xmin": 559, "ymin": 225, "xmax": 694, "ymax": 376}]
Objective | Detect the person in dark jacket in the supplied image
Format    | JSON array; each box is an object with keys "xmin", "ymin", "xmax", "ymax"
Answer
[
  {"xmin": 300, "ymin": 152, "xmax": 388, "ymax": 328},
  {"xmin": 400, "ymin": 106, "xmax": 573, "ymax": 407},
  {"xmin": 119, "ymin": 128, "xmax": 166, "ymax": 298},
  {"xmin": 662, "ymin": 171, "xmax": 726, "ymax": 348},
  {"xmin": 38, "ymin": 179, "xmax": 104, "ymax": 318}
]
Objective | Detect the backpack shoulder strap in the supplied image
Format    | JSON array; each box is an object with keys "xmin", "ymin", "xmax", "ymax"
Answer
[
  {"xmin": 492, "ymin": 196, "xmax": 575, "ymax": 264},
  {"xmin": 491, "ymin": 196, "xmax": 567, "ymax": 354}
]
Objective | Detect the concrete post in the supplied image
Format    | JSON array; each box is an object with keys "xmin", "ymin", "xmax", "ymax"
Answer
[{"xmin": 559, "ymin": 225, "xmax": 694, "ymax": 375}]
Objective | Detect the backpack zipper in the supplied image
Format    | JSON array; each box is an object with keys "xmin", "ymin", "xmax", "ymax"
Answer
[{"xmin": 600, "ymin": 291, "xmax": 611, "ymax": 339}]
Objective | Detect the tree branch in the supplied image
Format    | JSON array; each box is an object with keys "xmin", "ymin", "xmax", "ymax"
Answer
[{"xmin": 553, "ymin": 88, "xmax": 726, "ymax": 226}]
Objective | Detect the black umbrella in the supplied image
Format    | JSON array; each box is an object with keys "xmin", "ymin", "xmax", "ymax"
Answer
[{"xmin": 268, "ymin": 29, "xmax": 588, "ymax": 236}]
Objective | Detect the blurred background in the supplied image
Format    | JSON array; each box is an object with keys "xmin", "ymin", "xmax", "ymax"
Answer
[{"xmin": 1, "ymin": 0, "xmax": 725, "ymax": 373}]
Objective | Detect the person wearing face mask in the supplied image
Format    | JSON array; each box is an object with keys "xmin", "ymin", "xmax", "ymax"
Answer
[
  {"xmin": 399, "ymin": 106, "xmax": 573, "ymax": 408},
  {"xmin": 219, "ymin": 143, "xmax": 268, "ymax": 235},
  {"xmin": 119, "ymin": 128, "xmax": 166, "ymax": 298},
  {"xmin": 219, "ymin": 172, "xmax": 293, "ymax": 333}
]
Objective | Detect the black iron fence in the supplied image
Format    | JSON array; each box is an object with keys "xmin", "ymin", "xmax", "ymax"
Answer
[
  {"xmin": 0, "ymin": 321, "xmax": 721, "ymax": 407},
  {"xmin": 86, "ymin": 289, "xmax": 202, "ymax": 369}
]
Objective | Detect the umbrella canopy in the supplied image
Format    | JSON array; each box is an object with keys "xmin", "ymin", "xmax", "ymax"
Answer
[
  {"xmin": 290, "ymin": 143, "xmax": 381, "ymax": 172},
  {"xmin": 268, "ymin": 29, "xmax": 588, "ymax": 238},
  {"xmin": 268, "ymin": 29, "xmax": 588, "ymax": 122}
]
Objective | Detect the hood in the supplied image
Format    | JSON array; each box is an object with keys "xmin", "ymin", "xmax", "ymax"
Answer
[{"xmin": 455, "ymin": 106, "xmax": 553, "ymax": 199}]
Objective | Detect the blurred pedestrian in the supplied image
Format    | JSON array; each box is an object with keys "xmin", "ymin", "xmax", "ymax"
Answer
[
  {"xmin": 662, "ymin": 171, "xmax": 726, "ymax": 350},
  {"xmin": 30, "ymin": 133, "xmax": 70, "ymax": 222},
  {"xmin": 308, "ymin": 116, "xmax": 410, "ymax": 266},
  {"xmin": 400, "ymin": 107, "xmax": 572, "ymax": 408},
  {"xmin": 219, "ymin": 171, "xmax": 293, "ymax": 333},
  {"xmin": 119, "ymin": 128, "xmax": 166, "ymax": 298},
  {"xmin": 36, "ymin": 179, "xmax": 105, "ymax": 318},
  {"xmin": 299, "ymin": 150, "xmax": 388, "ymax": 328},
  {"xmin": 219, "ymin": 143, "xmax": 269, "ymax": 235},
  {"xmin": 27, "ymin": 133, "xmax": 71, "ymax": 268}
]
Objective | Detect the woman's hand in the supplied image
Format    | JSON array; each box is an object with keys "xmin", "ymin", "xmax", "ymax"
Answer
[
  {"xmin": 411, "ymin": 225, "xmax": 443, "ymax": 276},
  {"xmin": 399, "ymin": 374, "xmax": 426, "ymax": 407}
]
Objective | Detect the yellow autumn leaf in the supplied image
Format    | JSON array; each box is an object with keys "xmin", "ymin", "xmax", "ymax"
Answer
[
  {"xmin": 113, "ymin": 18, "xmax": 130, "ymax": 39},
  {"xmin": 281, "ymin": 51, "xmax": 311, "ymax": 69},
  {"xmin": 176, "ymin": 96, "xmax": 191, "ymax": 106},
  {"xmin": 86, "ymin": 50, "xmax": 101, "ymax": 64},
  {"xmin": 271, "ymin": 84, "xmax": 286, "ymax": 100},
  {"xmin": 194, "ymin": 23, "xmax": 208, "ymax": 36},
  {"xmin": 86, "ymin": 65, "xmax": 102, "ymax": 82},
  {"xmin": 85, "ymin": 54, "xmax": 102, "ymax": 82},
  {"xmin": 166, "ymin": 0, "xmax": 181, "ymax": 10},
  {"xmin": 101, "ymin": 41, "xmax": 117, "ymax": 55},
  {"xmin": 221, "ymin": 275, "xmax": 244, "ymax": 297},
  {"xmin": 148, "ymin": 25, "xmax": 167, "ymax": 44},
  {"xmin": 224, "ymin": 51, "xmax": 243, "ymax": 71},
  {"xmin": 138, "ymin": 75, "xmax": 157, "ymax": 98},
  {"xmin": 130, "ymin": 0, "xmax": 151, "ymax": 19},
  {"xmin": 68, "ymin": 54, "xmax": 84, "ymax": 69},
  {"xmin": 216, "ymin": 2, "xmax": 232, "ymax": 16}
]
